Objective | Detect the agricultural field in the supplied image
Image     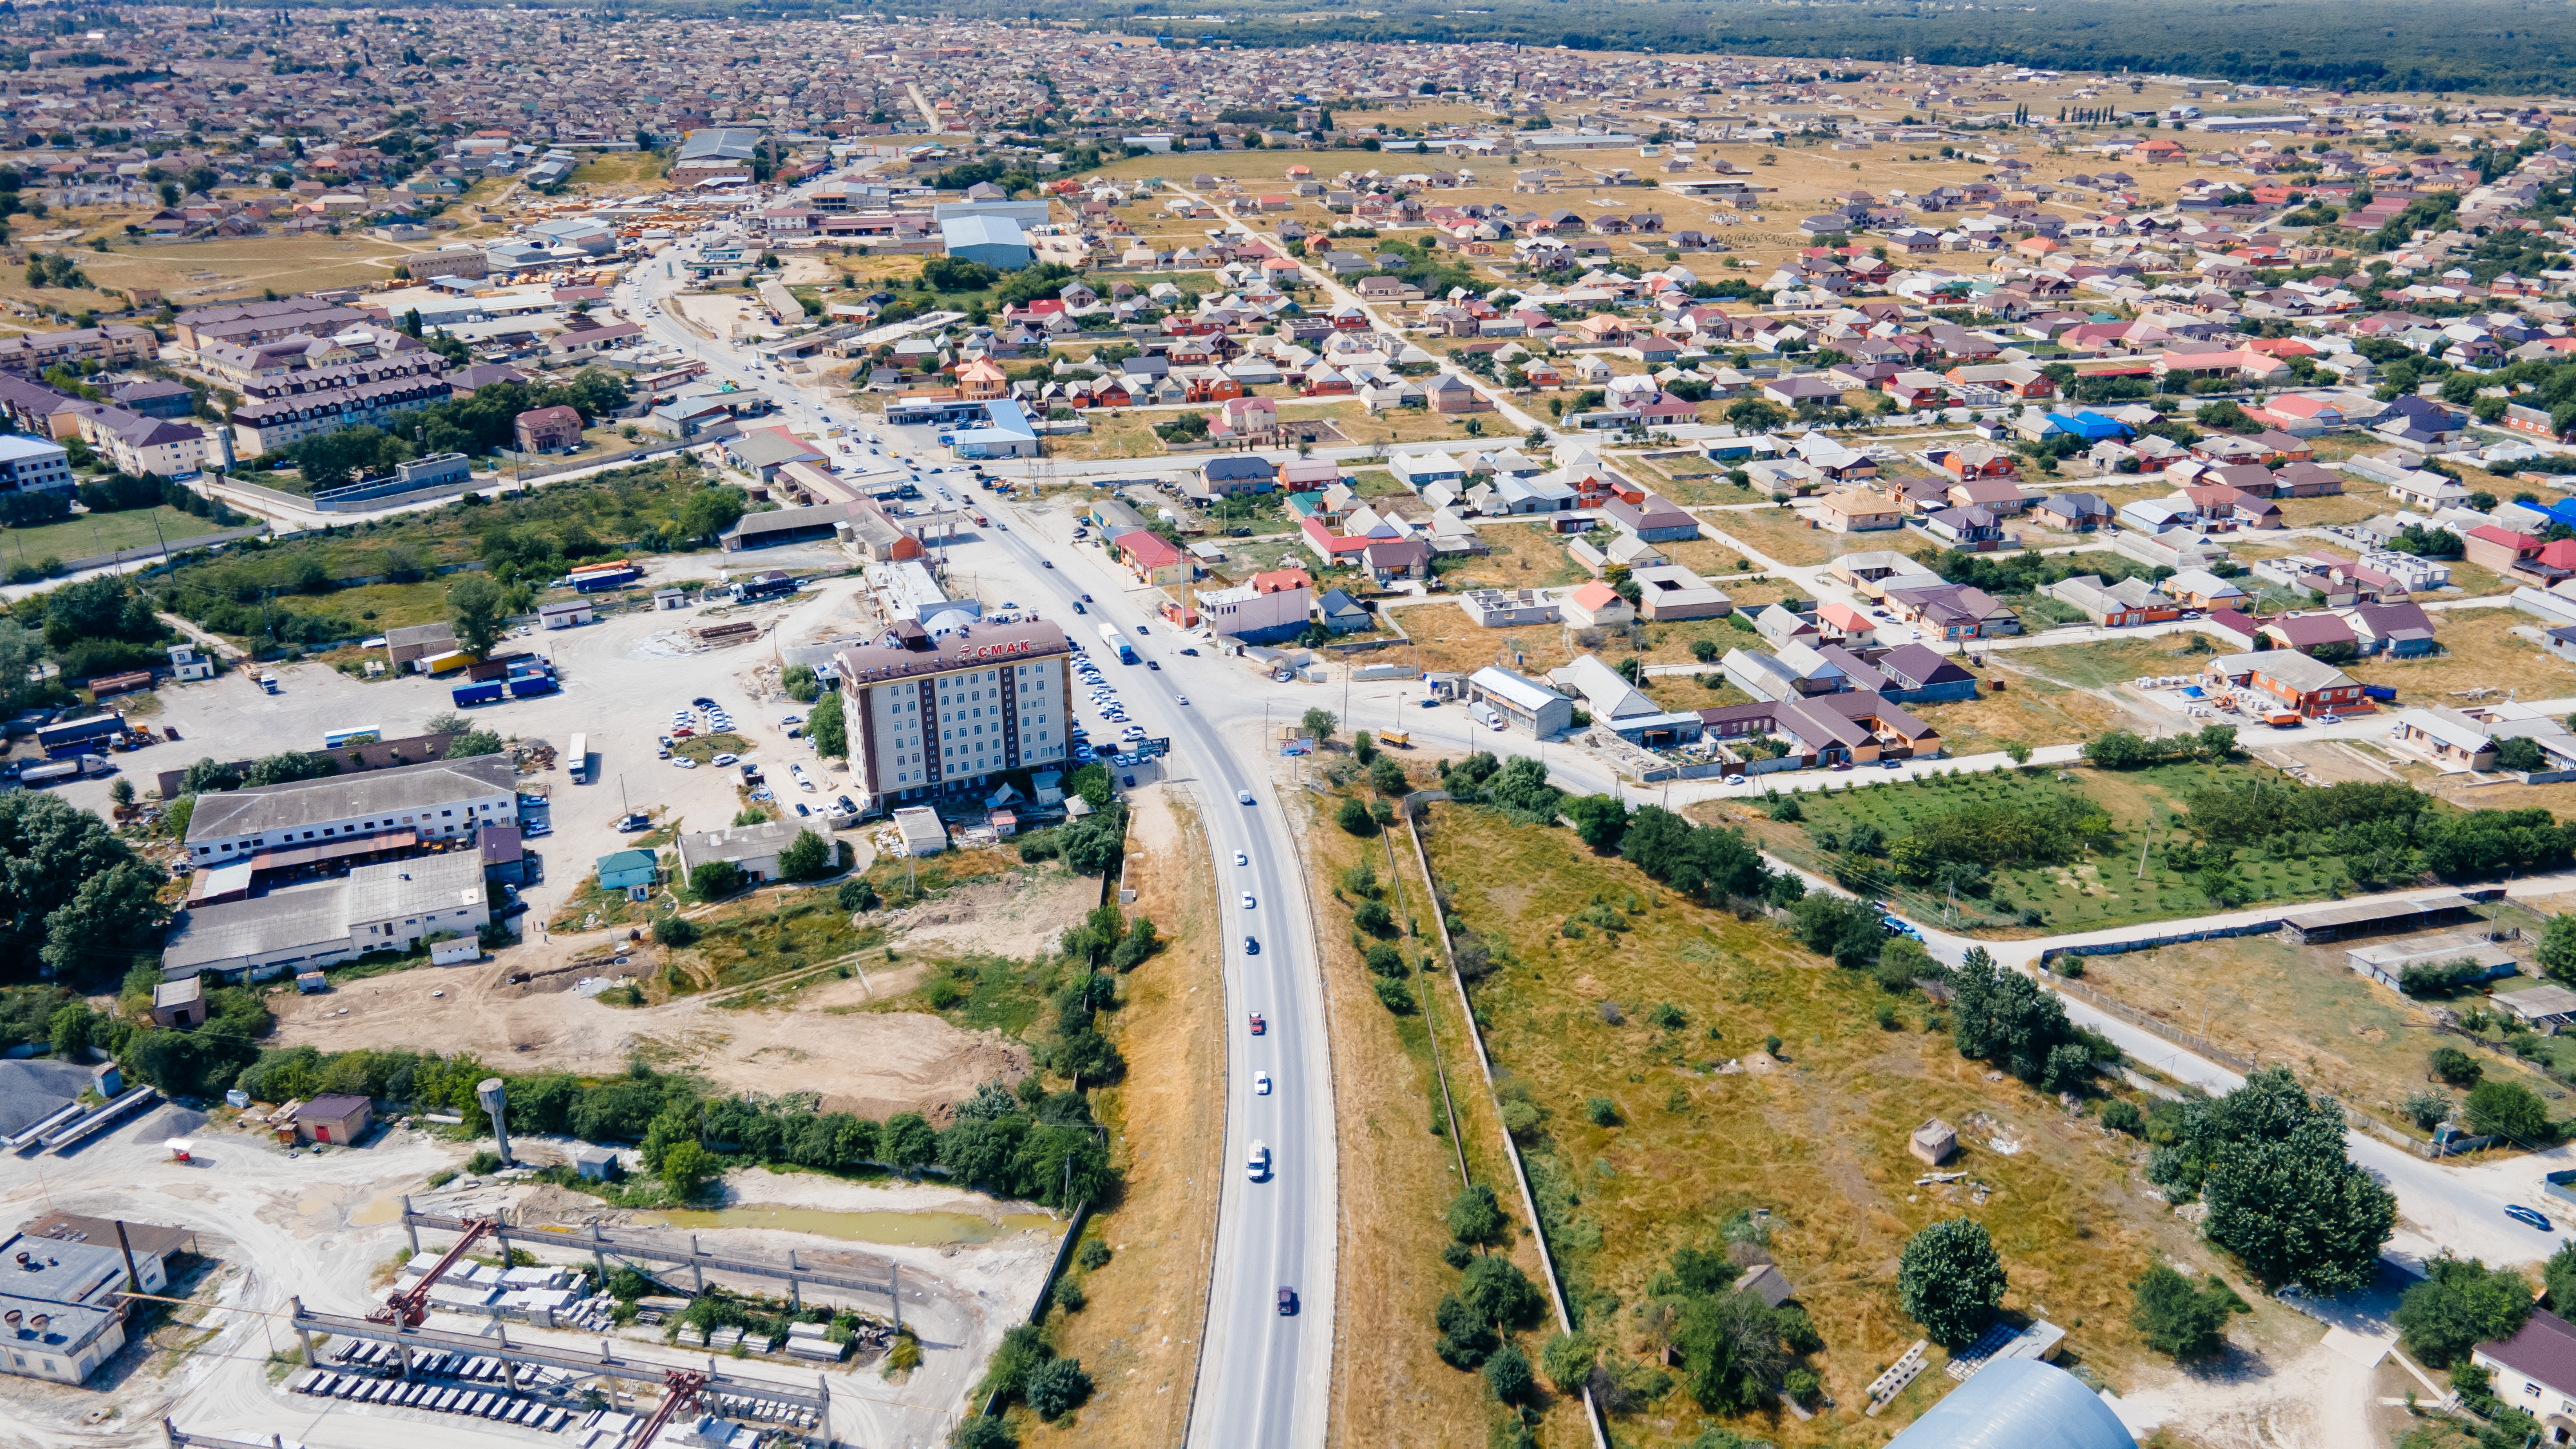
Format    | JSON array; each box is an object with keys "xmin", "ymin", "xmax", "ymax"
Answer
[
  {"xmin": 1418, "ymin": 804, "xmax": 2316, "ymax": 1447},
  {"xmin": 1737, "ymin": 762, "xmax": 2357, "ymax": 936},
  {"xmin": 9, "ymin": 232, "xmax": 431, "ymax": 315}
]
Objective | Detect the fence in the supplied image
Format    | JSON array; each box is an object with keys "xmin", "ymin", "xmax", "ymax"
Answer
[
  {"xmin": 2047, "ymin": 976, "xmax": 2257, "ymax": 1075},
  {"xmin": 1406, "ymin": 805, "xmax": 1613, "ymax": 1449},
  {"xmin": 2033, "ymin": 918, "xmax": 2289, "ymax": 976}
]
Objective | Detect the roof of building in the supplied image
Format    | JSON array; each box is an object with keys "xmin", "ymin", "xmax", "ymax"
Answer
[
  {"xmin": 677, "ymin": 128, "xmax": 760, "ymax": 162},
  {"xmin": 833, "ymin": 618, "xmax": 1073, "ymax": 687},
  {"xmin": 0, "ymin": 1229, "xmax": 128, "ymax": 1355},
  {"xmin": 1469, "ymin": 665, "xmax": 1571, "ymax": 713},
  {"xmin": 678, "ymin": 818, "xmax": 804, "ymax": 868},
  {"xmin": 185, "ymin": 754, "xmax": 516, "ymax": 847},
  {"xmin": 2249, "ymin": 649, "xmax": 2359, "ymax": 694},
  {"xmin": 1548, "ymin": 654, "xmax": 1658, "ymax": 718},
  {"xmin": 0, "ymin": 1059, "xmax": 93, "ymax": 1137},
  {"xmin": 940, "ymin": 214, "xmax": 1028, "ymax": 252},
  {"xmin": 1883, "ymin": 1358, "xmax": 2135, "ymax": 1449},
  {"xmin": 2482, "ymin": 1307, "xmax": 2576, "ymax": 1401},
  {"xmin": 160, "ymin": 851, "xmax": 488, "ymax": 976}
]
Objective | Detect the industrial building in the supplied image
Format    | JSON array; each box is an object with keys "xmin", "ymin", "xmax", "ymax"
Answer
[
  {"xmin": 182, "ymin": 754, "xmax": 519, "ymax": 867},
  {"xmin": 835, "ymin": 619, "xmax": 1074, "ymax": 806},
  {"xmin": 0, "ymin": 1223, "xmax": 170, "ymax": 1383},
  {"xmin": 158, "ymin": 851, "xmax": 492, "ymax": 984},
  {"xmin": 938, "ymin": 214, "xmax": 1031, "ymax": 270}
]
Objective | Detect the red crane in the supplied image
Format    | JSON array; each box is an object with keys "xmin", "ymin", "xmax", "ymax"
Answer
[
  {"xmin": 372, "ymin": 1217, "xmax": 497, "ymax": 1329},
  {"xmin": 629, "ymin": 1368, "xmax": 710, "ymax": 1449}
]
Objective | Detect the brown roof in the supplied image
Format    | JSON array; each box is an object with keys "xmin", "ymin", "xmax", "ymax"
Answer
[
  {"xmin": 19, "ymin": 1211, "xmax": 197, "ymax": 1263},
  {"xmin": 2483, "ymin": 1307, "xmax": 2576, "ymax": 1397}
]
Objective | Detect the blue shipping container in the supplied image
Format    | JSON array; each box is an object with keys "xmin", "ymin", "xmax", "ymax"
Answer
[
  {"xmin": 451, "ymin": 682, "xmax": 506, "ymax": 706},
  {"xmin": 507, "ymin": 677, "xmax": 559, "ymax": 698},
  {"xmin": 574, "ymin": 569, "xmax": 640, "ymax": 592},
  {"xmin": 39, "ymin": 714, "xmax": 122, "ymax": 757}
]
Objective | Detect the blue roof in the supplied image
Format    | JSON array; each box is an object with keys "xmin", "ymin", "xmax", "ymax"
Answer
[
  {"xmin": 1885, "ymin": 1359, "xmax": 2134, "ymax": 1449},
  {"xmin": 938, "ymin": 214, "xmax": 1028, "ymax": 252},
  {"xmin": 2546, "ymin": 498, "xmax": 2576, "ymax": 528}
]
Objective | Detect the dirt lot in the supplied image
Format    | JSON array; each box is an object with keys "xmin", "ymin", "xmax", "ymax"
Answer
[
  {"xmin": 2349, "ymin": 608, "xmax": 2576, "ymax": 705},
  {"xmin": 1694, "ymin": 505, "xmax": 1859, "ymax": 569}
]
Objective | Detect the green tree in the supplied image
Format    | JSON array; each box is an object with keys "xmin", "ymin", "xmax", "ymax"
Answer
[
  {"xmin": 2545, "ymin": 1240, "xmax": 2576, "ymax": 1313},
  {"xmin": 1336, "ymin": 796, "xmax": 1376, "ymax": 836},
  {"xmin": 2130, "ymin": 1265, "xmax": 2234, "ymax": 1359},
  {"xmin": 446, "ymin": 573, "xmax": 505, "ymax": 655},
  {"xmin": 2539, "ymin": 913, "xmax": 2576, "ymax": 981},
  {"xmin": 1789, "ymin": 892, "xmax": 1884, "ymax": 967},
  {"xmin": 676, "ymin": 485, "xmax": 748, "ymax": 543},
  {"xmin": 1446, "ymin": 1182, "xmax": 1510, "ymax": 1245},
  {"xmin": 1564, "ymin": 793, "xmax": 1629, "ymax": 851},
  {"xmin": 1675, "ymin": 1288, "xmax": 1793, "ymax": 1412},
  {"xmin": 881, "ymin": 1112, "xmax": 936, "ymax": 1173},
  {"xmin": 446, "ymin": 730, "xmax": 503, "ymax": 758},
  {"xmin": 781, "ymin": 663, "xmax": 820, "ymax": 702},
  {"xmin": 689, "ymin": 858, "xmax": 745, "ymax": 902},
  {"xmin": 779, "ymin": 829, "xmax": 832, "ymax": 882},
  {"xmin": 1949, "ymin": 947, "xmax": 2077, "ymax": 1083},
  {"xmin": 806, "ymin": 688, "xmax": 846, "ymax": 758},
  {"xmin": 1302, "ymin": 707, "xmax": 1337, "ymax": 743},
  {"xmin": 1875, "ymin": 935, "xmax": 1935, "ymax": 994},
  {"xmin": 2169, "ymin": 1068, "xmax": 2397, "ymax": 1292},
  {"xmin": 1897, "ymin": 1218, "xmax": 2007, "ymax": 1347},
  {"xmin": 2465, "ymin": 1079, "xmax": 2553, "ymax": 1144},
  {"xmin": 1539, "ymin": 1331, "xmax": 1596, "ymax": 1394},
  {"xmin": 2394, "ymin": 1256, "xmax": 2534, "ymax": 1367},
  {"xmin": 658, "ymin": 1140, "xmax": 721, "ymax": 1198},
  {"xmin": 1483, "ymin": 1341, "xmax": 1535, "ymax": 1405},
  {"xmin": 1023, "ymin": 1358, "xmax": 1091, "ymax": 1419},
  {"xmin": 1459, "ymin": 1255, "xmax": 1544, "ymax": 1329}
]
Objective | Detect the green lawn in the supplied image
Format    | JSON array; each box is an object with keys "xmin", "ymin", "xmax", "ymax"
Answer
[
  {"xmin": 1742, "ymin": 762, "xmax": 2355, "ymax": 935},
  {"xmin": 1, "ymin": 506, "xmax": 217, "ymax": 564}
]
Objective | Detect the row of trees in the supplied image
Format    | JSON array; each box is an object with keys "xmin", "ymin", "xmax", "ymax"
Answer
[{"xmin": 277, "ymin": 370, "xmax": 633, "ymax": 488}]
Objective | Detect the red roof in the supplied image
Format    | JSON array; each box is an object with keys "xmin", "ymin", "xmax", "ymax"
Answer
[
  {"xmin": 1118, "ymin": 531, "xmax": 1185, "ymax": 569},
  {"xmin": 2468, "ymin": 524, "xmax": 2541, "ymax": 553}
]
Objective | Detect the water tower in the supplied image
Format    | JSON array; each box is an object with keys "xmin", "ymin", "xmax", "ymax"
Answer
[{"xmin": 477, "ymin": 1077, "xmax": 512, "ymax": 1166}]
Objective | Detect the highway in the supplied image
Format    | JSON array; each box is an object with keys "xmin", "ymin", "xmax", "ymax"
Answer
[{"xmin": 613, "ymin": 214, "xmax": 1336, "ymax": 1448}]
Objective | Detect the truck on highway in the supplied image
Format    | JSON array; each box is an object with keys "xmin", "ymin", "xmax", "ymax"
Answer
[
  {"xmin": 1097, "ymin": 623, "xmax": 1138, "ymax": 665},
  {"xmin": 451, "ymin": 681, "xmax": 506, "ymax": 707},
  {"xmin": 18, "ymin": 755, "xmax": 110, "ymax": 786}
]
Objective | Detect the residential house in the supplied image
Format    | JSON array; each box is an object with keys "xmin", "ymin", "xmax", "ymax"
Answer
[
  {"xmin": 1314, "ymin": 588, "xmax": 1370, "ymax": 633},
  {"xmin": 2031, "ymin": 493, "xmax": 2112, "ymax": 533},
  {"xmin": 1817, "ymin": 488, "xmax": 1902, "ymax": 533},
  {"xmin": 1871, "ymin": 643, "xmax": 1980, "ymax": 704},
  {"xmin": 1561, "ymin": 581, "xmax": 1636, "ymax": 629},
  {"xmin": 2349, "ymin": 600, "xmax": 2438, "ymax": 657},
  {"xmin": 1604, "ymin": 492, "xmax": 1699, "ymax": 542},
  {"xmin": 2040, "ymin": 574, "xmax": 2181, "ymax": 627},
  {"xmin": 2218, "ymin": 649, "xmax": 2369, "ymax": 716},
  {"xmin": 1881, "ymin": 582, "xmax": 2022, "ymax": 639},
  {"xmin": 1629, "ymin": 565, "xmax": 1732, "ymax": 621},
  {"xmin": 2260, "ymin": 612, "xmax": 2359, "ymax": 655}
]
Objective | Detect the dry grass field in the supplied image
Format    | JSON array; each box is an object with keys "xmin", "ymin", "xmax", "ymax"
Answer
[
  {"xmin": 1419, "ymin": 804, "xmax": 2322, "ymax": 1446},
  {"xmin": 2348, "ymin": 608, "xmax": 2576, "ymax": 705}
]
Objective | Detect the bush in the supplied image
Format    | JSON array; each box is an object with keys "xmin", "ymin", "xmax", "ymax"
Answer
[
  {"xmin": 1077, "ymin": 1239, "xmax": 1110, "ymax": 1271},
  {"xmin": 1023, "ymin": 1358, "xmax": 1092, "ymax": 1419},
  {"xmin": 653, "ymin": 914, "xmax": 698, "ymax": 947},
  {"xmin": 837, "ymin": 878, "xmax": 881, "ymax": 913},
  {"xmin": 1336, "ymin": 797, "xmax": 1376, "ymax": 836},
  {"xmin": 1585, "ymin": 1096, "xmax": 1619, "ymax": 1126},
  {"xmin": 1782, "ymin": 1365, "xmax": 1821, "ymax": 1405},
  {"xmin": 2130, "ymin": 1264, "xmax": 2236, "ymax": 1359},
  {"xmin": 465, "ymin": 1150, "xmax": 502, "ymax": 1175},
  {"xmin": 1483, "ymin": 1341, "xmax": 1535, "ymax": 1405},
  {"xmin": 2465, "ymin": 1078, "xmax": 2553, "ymax": 1144},
  {"xmin": 1897, "ymin": 1218, "xmax": 2006, "ymax": 1347},
  {"xmin": 1371, "ymin": 976, "xmax": 1414, "ymax": 1014},
  {"xmin": 2100, "ymin": 1100, "xmax": 2144, "ymax": 1135},
  {"xmin": 690, "ymin": 859, "xmax": 745, "ymax": 902},
  {"xmin": 2429, "ymin": 1044, "xmax": 2484, "ymax": 1087}
]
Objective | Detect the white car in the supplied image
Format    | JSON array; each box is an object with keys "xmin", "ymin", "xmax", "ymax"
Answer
[
  {"xmin": 1238, "ymin": 790, "xmax": 1256, "ymax": 806},
  {"xmin": 1246, "ymin": 1140, "xmax": 1269, "ymax": 1180},
  {"xmin": 1175, "ymin": 695, "xmax": 1189, "ymax": 706},
  {"xmin": 1254, "ymin": 1071, "xmax": 1272, "ymax": 1096},
  {"xmin": 712, "ymin": 752, "xmax": 739, "ymax": 768},
  {"xmin": 1241, "ymin": 891, "xmax": 1256, "ymax": 909},
  {"xmin": 671, "ymin": 757, "xmax": 698, "ymax": 770},
  {"xmin": 1234, "ymin": 850, "xmax": 1247, "ymax": 866}
]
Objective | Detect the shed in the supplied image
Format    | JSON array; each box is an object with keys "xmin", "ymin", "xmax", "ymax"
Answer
[
  {"xmin": 539, "ymin": 600, "xmax": 594, "ymax": 630},
  {"xmin": 1909, "ymin": 1117, "xmax": 1958, "ymax": 1165},
  {"xmin": 1732, "ymin": 1263, "xmax": 1795, "ymax": 1309},
  {"xmin": 149, "ymin": 975, "xmax": 204, "ymax": 1028},
  {"xmin": 290, "ymin": 1093, "xmax": 373, "ymax": 1145},
  {"xmin": 893, "ymin": 806, "xmax": 949, "ymax": 857}
]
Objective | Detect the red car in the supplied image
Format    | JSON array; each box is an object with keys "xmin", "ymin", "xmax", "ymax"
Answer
[{"xmin": 1248, "ymin": 1013, "xmax": 1265, "ymax": 1036}]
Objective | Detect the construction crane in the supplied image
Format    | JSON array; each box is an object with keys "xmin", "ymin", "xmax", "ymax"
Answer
[
  {"xmin": 372, "ymin": 1217, "xmax": 497, "ymax": 1329},
  {"xmin": 629, "ymin": 1368, "xmax": 710, "ymax": 1449}
]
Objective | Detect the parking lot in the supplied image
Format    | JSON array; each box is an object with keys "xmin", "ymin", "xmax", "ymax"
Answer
[{"xmin": 39, "ymin": 576, "xmax": 875, "ymax": 955}]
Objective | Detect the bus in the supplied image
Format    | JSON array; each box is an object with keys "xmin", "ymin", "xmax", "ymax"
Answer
[
  {"xmin": 567, "ymin": 732, "xmax": 589, "ymax": 784},
  {"xmin": 1097, "ymin": 623, "xmax": 1138, "ymax": 665},
  {"xmin": 322, "ymin": 726, "xmax": 381, "ymax": 750}
]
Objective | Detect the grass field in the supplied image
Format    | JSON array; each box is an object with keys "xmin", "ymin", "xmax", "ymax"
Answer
[
  {"xmin": 1908, "ymin": 674, "xmax": 2132, "ymax": 761},
  {"xmin": 0, "ymin": 506, "xmax": 216, "ymax": 565},
  {"xmin": 1429, "ymin": 522, "xmax": 1593, "ymax": 591},
  {"xmin": 569, "ymin": 152, "xmax": 674, "ymax": 187},
  {"xmin": 21, "ymin": 233, "xmax": 428, "ymax": 312},
  {"xmin": 1739, "ymin": 761, "xmax": 2354, "ymax": 936},
  {"xmin": 1020, "ymin": 788, "xmax": 1222, "ymax": 1449},
  {"xmin": 1419, "ymin": 804, "xmax": 2316, "ymax": 1446},
  {"xmin": 2002, "ymin": 636, "xmax": 2217, "ymax": 693},
  {"xmin": 2073, "ymin": 927, "xmax": 2574, "ymax": 1138},
  {"xmin": 2347, "ymin": 608, "xmax": 2576, "ymax": 705},
  {"xmin": 1303, "ymin": 772, "xmax": 1553, "ymax": 1448},
  {"xmin": 1693, "ymin": 506, "xmax": 1854, "ymax": 569}
]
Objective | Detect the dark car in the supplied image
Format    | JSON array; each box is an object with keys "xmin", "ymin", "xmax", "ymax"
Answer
[
  {"xmin": 1073, "ymin": 601, "xmax": 1088, "ymax": 614},
  {"xmin": 1277, "ymin": 1287, "xmax": 1298, "ymax": 1316},
  {"xmin": 1245, "ymin": 934, "xmax": 1260, "ymax": 955},
  {"xmin": 2508, "ymin": 1204, "xmax": 2554, "ymax": 1231},
  {"xmin": 1179, "ymin": 647, "xmax": 1200, "ymax": 656},
  {"xmin": 1081, "ymin": 593, "xmax": 1094, "ymax": 603},
  {"xmin": 1146, "ymin": 659, "xmax": 1162, "ymax": 670}
]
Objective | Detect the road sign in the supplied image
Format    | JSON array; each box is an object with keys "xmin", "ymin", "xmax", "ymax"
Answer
[{"xmin": 1279, "ymin": 737, "xmax": 1314, "ymax": 757}]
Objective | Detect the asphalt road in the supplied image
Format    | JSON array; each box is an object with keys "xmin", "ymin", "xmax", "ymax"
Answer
[{"xmin": 616, "ymin": 218, "xmax": 1338, "ymax": 1448}]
